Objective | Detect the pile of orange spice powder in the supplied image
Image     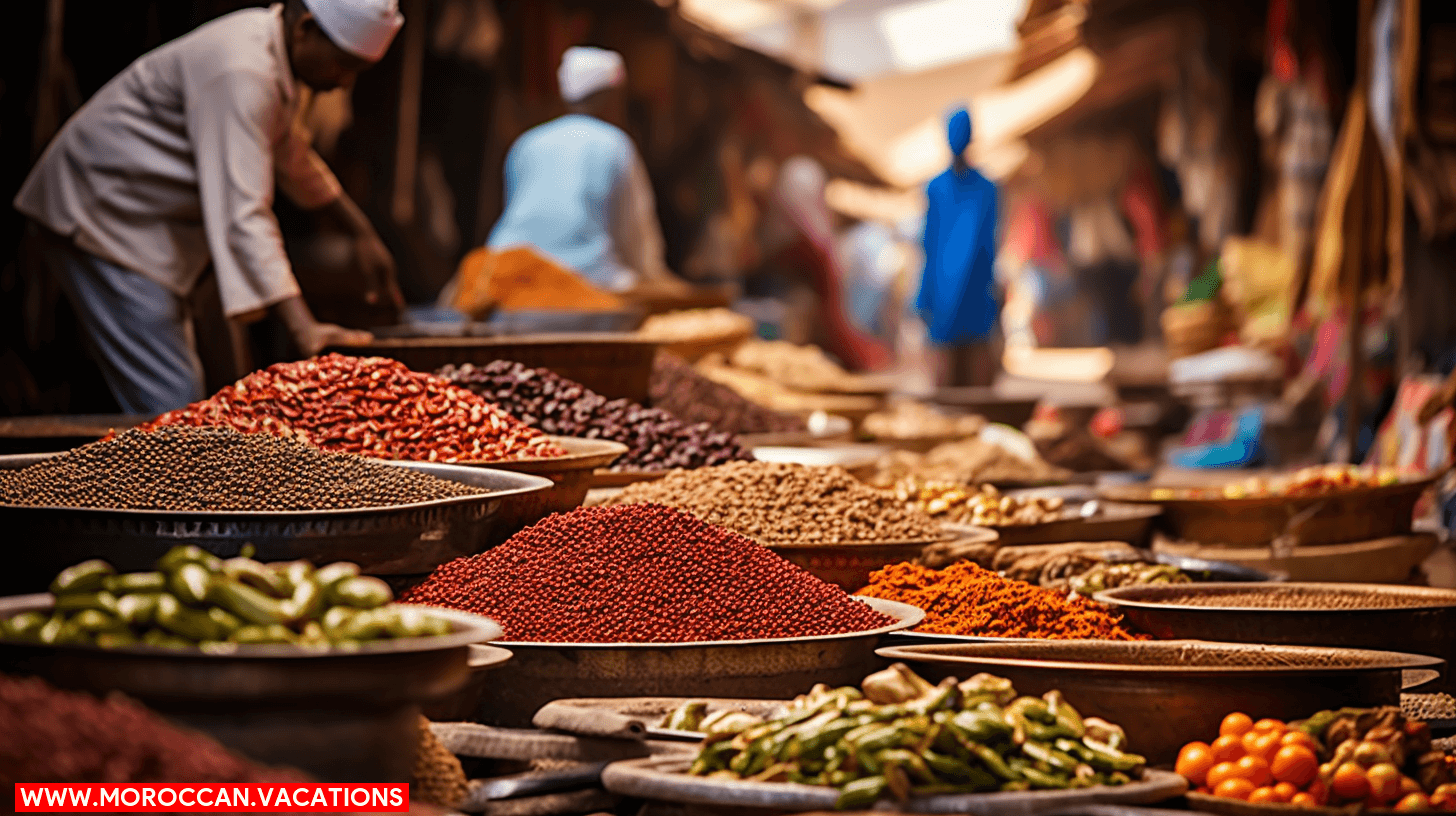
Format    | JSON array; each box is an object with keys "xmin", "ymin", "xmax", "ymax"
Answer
[{"xmin": 856, "ymin": 561, "xmax": 1145, "ymax": 640}]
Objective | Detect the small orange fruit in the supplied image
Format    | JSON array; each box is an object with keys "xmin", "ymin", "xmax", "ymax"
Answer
[
  {"xmin": 1280, "ymin": 730, "xmax": 1319, "ymax": 750},
  {"xmin": 1243, "ymin": 731, "xmax": 1282, "ymax": 763},
  {"xmin": 1248, "ymin": 787, "xmax": 1282, "ymax": 805},
  {"xmin": 1368, "ymin": 763, "xmax": 1405, "ymax": 804},
  {"xmin": 1177, "ymin": 743, "xmax": 1216, "ymax": 787},
  {"xmin": 1396, "ymin": 793, "xmax": 1434, "ymax": 813},
  {"xmin": 1253, "ymin": 718, "xmax": 1287, "ymax": 735},
  {"xmin": 1207, "ymin": 762, "xmax": 1243, "ymax": 790},
  {"xmin": 1273, "ymin": 782, "xmax": 1300, "ymax": 802},
  {"xmin": 1272, "ymin": 745, "xmax": 1320, "ymax": 787},
  {"xmin": 1401, "ymin": 776, "xmax": 1426, "ymax": 796},
  {"xmin": 1221, "ymin": 712, "xmax": 1255, "ymax": 738},
  {"xmin": 1332, "ymin": 761, "xmax": 1371, "ymax": 802},
  {"xmin": 1215, "ymin": 778, "xmax": 1258, "ymax": 801},
  {"xmin": 1236, "ymin": 755, "xmax": 1275, "ymax": 787},
  {"xmin": 1211, "ymin": 734, "xmax": 1246, "ymax": 763},
  {"xmin": 1290, "ymin": 792, "xmax": 1321, "ymax": 809}
]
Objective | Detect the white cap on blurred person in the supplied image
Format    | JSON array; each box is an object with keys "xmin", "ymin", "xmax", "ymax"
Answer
[
  {"xmin": 558, "ymin": 46, "xmax": 625, "ymax": 104},
  {"xmin": 302, "ymin": 0, "xmax": 405, "ymax": 61}
]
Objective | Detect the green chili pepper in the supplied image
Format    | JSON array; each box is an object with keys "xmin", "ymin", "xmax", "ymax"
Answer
[
  {"xmin": 53, "ymin": 591, "xmax": 118, "ymax": 616},
  {"xmin": 94, "ymin": 630, "xmax": 138, "ymax": 649},
  {"xmin": 69, "ymin": 609, "xmax": 123, "ymax": 634},
  {"xmin": 877, "ymin": 749, "xmax": 935, "ymax": 785},
  {"xmin": 1017, "ymin": 765, "xmax": 1071, "ymax": 790},
  {"xmin": 141, "ymin": 628, "xmax": 194, "ymax": 650},
  {"xmin": 924, "ymin": 751, "xmax": 998, "ymax": 789},
  {"xmin": 104, "ymin": 572, "xmax": 167, "ymax": 595},
  {"xmin": 1077, "ymin": 738, "xmax": 1145, "ymax": 772},
  {"xmin": 155, "ymin": 545, "xmax": 221, "ymax": 574},
  {"xmin": 229, "ymin": 624, "xmax": 298, "ymax": 645},
  {"xmin": 223, "ymin": 558, "xmax": 290, "ymax": 598},
  {"xmin": 3, "ymin": 611, "xmax": 49, "ymax": 641},
  {"xmin": 169, "ymin": 563, "xmax": 213, "ymax": 606},
  {"xmin": 283, "ymin": 579, "xmax": 324, "ymax": 623},
  {"xmin": 116, "ymin": 592, "xmax": 163, "ymax": 627},
  {"xmin": 50, "ymin": 559, "xmax": 115, "ymax": 595},
  {"xmin": 207, "ymin": 607, "xmax": 244, "ymax": 634},
  {"xmin": 329, "ymin": 576, "xmax": 393, "ymax": 609},
  {"xmin": 155, "ymin": 594, "xmax": 226, "ymax": 641},
  {"xmin": 208, "ymin": 578, "xmax": 289, "ymax": 626},
  {"xmin": 1022, "ymin": 740, "xmax": 1079, "ymax": 774},
  {"xmin": 835, "ymin": 776, "xmax": 887, "ymax": 810},
  {"xmin": 965, "ymin": 743, "xmax": 1022, "ymax": 782},
  {"xmin": 951, "ymin": 710, "xmax": 1013, "ymax": 743},
  {"xmin": 313, "ymin": 562, "xmax": 360, "ymax": 591}
]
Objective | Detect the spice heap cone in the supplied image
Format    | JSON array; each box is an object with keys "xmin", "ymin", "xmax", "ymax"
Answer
[{"xmin": 402, "ymin": 503, "xmax": 896, "ymax": 643}]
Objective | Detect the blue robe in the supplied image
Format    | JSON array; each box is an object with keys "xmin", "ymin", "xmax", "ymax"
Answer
[{"xmin": 916, "ymin": 165, "xmax": 999, "ymax": 345}]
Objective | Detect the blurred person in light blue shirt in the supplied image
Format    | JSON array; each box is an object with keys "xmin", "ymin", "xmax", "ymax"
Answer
[{"xmin": 485, "ymin": 46, "xmax": 678, "ymax": 294}]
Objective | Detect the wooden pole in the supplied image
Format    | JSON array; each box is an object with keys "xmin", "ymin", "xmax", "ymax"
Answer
[{"xmin": 391, "ymin": 0, "xmax": 427, "ymax": 225}]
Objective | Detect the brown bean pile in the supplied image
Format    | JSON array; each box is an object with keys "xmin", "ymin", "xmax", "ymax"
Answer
[
  {"xmin": 0, "ymin": 426, "xmax": 489, "ymax": 511},
  {"xmin": 137, "ymin": 354, "xmax": 564, "ymax": 463},
  {"xmin": 0, "ymin": 673, "xmax": 304, "ymax": 795},
  {"xmin": 438, "ymin": 360, "xmax": 752, "ymax": 470},
  {"xmin": 604, "ymin": 461, "xmax": 943, "ymax": 545},
  {"xmin": 649, "ymin": 353, "xmax": 805, "ymax": 434}
]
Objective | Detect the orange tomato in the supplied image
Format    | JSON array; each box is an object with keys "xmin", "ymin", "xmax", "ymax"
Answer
[
  {"xmin": 1290, "ymin": 792, "xmax": 1322, "ymax": 809},
  {"xmin": 1177, "ymin": 743, "xmax": 1216, "ymax": 787},
  {"xmin": 1272, "ymin": 745, "xmax": 1320, "ymax": 787},
  {"xmin": 1368, "ymin": 763, "xmax": 1405, "ymax": 804},
  {"xmin": 1280, "ymin": 730, "xmax": 1319, "ymax": 751},
  {"xmin": 1396, "ymin": 793, "xmax": 1434, "ymax": 813},
  {"xmin": 1402, "ymin": 776, "xmax": 1427, "ymax": 797},
  {"xmin": 1307, "ymin": 778, "xmax": 1330, "ymax": 806},
  {"xmin": 1211, "ymin": 734, "xmax": 1246, "ymax": 763},
  {"xmin": 1253, "ymin": 718, "xmax": 1287, "ymax": 735},
  {"xmin": 1243, "ymin": 731, "xmax": 1282, "ymax": 763},
  {"xmin": 1248, "ymin": 787, "xmax": 1283, "ymax": 805},
  {"xmin": 1207, "ymin": 762, "xmax": 1243, "ymax": 790},
  {"xmin": 1434, "ymin": 783, "xmax": 1456, "ymax": 812},
  {"xmin": 1236, "ymin": 755, "xmax": 1275, "ymax": 788},
  {"xmin": 1221, "ymin": 712, "xmax": 1255, "ymax": 738},
  {"xmin": 1215, "ymin": 778, "xmax": 1258, "ymax": 801},
  {"xmin": 1332, "ymin": 762, "xmax": 1371, "ymax": 802},
  {"xmin": 1273, "ymin": 783, "xmax": 1300, "ymax": 802}
]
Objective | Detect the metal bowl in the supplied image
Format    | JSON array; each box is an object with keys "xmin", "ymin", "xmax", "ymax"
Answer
[
  {"xmin": 767, "ymin": 531, "xmax": 981, "ymax": 592},
  {"xmin": 975, "ymin": 501, "xmax": 1161, "ymax": 548},
  {"xmin": 469, "ymin": 597, "xmax": 923, "ymax": 727},
  {"xmin": 0, "ymin": 593, "xmax": 501, "ymax": 781},
  {"xmin": 602, "ymin": 755, "xmax": 1188, "ymax": 814},
  {"xmin": 468, "ymin": 436, "xmax": 627, "ymax": 528},
  {"xmin": 877, "ymin": 639, "xmax": 1443, "ymax": 766},
  {"xmin": 1095, "ymin": 582, "xmax": 1456, "ymax": 692},
  {"xmin": 0, "ymin": 453, "xmax": 553, "ymax": 594},
  {"xmin": 326, "ymin": 334, "xmax": 662, "ymax": 402}
]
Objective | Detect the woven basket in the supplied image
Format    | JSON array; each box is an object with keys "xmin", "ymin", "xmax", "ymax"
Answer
[{"xmin": 1162, "ymin": 300, "xmax": 1231, "ymax": 359}]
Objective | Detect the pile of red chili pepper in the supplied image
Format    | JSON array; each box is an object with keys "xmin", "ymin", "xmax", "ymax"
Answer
[
  {"xmin": 402, "ymin": 503, "xmax": 895, "ymax": 643},
  {"xmin": 856, "ymin": 561, "xmax": 1144, "ymax": 640},
  {"xmin": 0, "ymin": 673, "xmax": 303, "ymax": 794},
  {"xmin": 136, "ymin": 354, "xmax": 564, "ymax": 463}
]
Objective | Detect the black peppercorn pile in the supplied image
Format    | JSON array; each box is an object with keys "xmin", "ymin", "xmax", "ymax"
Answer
[
  {"xmin": 438, "ymin": 360, "xmax": 753, "ymax": 471},
  {"xmin": 0, "ymin": 673, "xmax": 304, "ymax": 793},
  {"xmin": 649, "ymin": 352, "xmax": 806, "ymax": 434},
  {"xmin": 605, "ymin": 461, "xmax": 944, "ymax": 545},
  {"xmin": 402, "ymin": 503, "xmax": 894, "ymax": 642},
  {"xmin": 0, "ymin": 426, "xmax": 488, "ymax": 511}
]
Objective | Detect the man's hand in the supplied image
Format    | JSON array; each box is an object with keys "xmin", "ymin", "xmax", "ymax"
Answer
[
  {"xmin": 273, "ymin": 295, "xmax": 372, "ymax": 357},
  {"xmin": 355, "ymin": 230, "xmax": 403, "ymax": 309}
]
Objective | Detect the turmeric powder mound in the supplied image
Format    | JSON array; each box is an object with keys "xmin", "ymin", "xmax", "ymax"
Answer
[
  {"xmin": 451, "ymin": 246, "xmax": 624, "ymax": 317},
  {"xmin": 857, "ymin": 561, "xmax": 1144, "ymax": 640}
]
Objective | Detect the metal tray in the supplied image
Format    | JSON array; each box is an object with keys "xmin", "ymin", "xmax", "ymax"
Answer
[
  {"xmin": 469, "ymin": 597, "xmax": 922, "ymax": 727},
  {"xmin": 602, "ymin": 755, "xmax": 1188, "ymax": 814},
  {"xmin": 1095, "ymin": 582, "xmax": 1456, "ymax": 692},
  {"xmin": 0, "ymin": 453, "xmax": 553, "ymax": 593},
  {"xmin": 469, "ymin": 437, "xmax": 627, "ymax": 527},
  {"xmin": 326, "ymin": 334, "xmax": 662, "ymax": 403},
  {"xmin": 0, "ymin": 593, "xmax": 501, "ymax": 781},
  {"xmin": 878, "ymin": 639, "xmax": 1444, "ymax": 766}
]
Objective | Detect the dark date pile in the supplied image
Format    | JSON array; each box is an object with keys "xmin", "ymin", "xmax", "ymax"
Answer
[
  {"xmin": 605, "ymin": 461, "xmax": 943, "ymax": 545},
  {"xmin": 0, "ymin": 673, "xmax": 303, "ymax": 790},
  {"xmin": 0, "ymin": 426, "xmax": 488, "ymax": 511},
  {"xmin": 649, "ymin": 352, "xmax": 805, "ymax": 434},
  {"xmin": 137, "ymin": 354, "xmax": 564, "ymax": 463},
  {"xmin": 438, "ymin": 360, "xmax": 752, "ymax": 471},
  {"xmin": 402, "ymin": 504, "xmax": 894, "ymax": 642}
]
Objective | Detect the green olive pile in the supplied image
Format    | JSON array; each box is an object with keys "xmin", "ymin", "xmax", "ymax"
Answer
[
  {"xmin": 1, "ymin": 546, "xmax": 454, "ymax": 651},
  {"xmin": 675, "ymin": 663, "xmax": 1145, "ymax": 808}
]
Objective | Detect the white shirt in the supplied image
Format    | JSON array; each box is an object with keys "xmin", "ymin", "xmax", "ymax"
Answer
[{"xmin": 14, "ymin": 5, "xmax": 341, "ymax": 318}]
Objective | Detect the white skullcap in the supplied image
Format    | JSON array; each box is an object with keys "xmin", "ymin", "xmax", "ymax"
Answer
[
  {"xmin": 558, "ymin": 46, "xmax": 625, "ymax": 104},
  {"xmin": 303, "ymin": 0, "xmax": 405, "ymax": 62}
]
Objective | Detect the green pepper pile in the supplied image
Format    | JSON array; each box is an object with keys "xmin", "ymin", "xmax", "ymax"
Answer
[
  {"xmin": 1, "ymin": 546, "xmax": 453, "ymax": 651},
  {"xmin": 679, "ymin": 663, "xmax": 1145, "ymax": 809}
]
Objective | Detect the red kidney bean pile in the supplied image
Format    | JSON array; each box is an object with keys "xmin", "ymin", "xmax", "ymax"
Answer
[
  {"xmin": 0, "ymin": 673, "xmax": 304, "ymax": 791},
  {"xmin": 137, "ymin": 354, "xmax": 564, "ymax": 463},
  {"xmin": 437, "ymin": 360, "xmax": 752, "ymax": 471},
  {"xmin": 402, "ymin": 503, "xmax": 894, "ymax": 642},
  {"xmin": 649, "ymin": 352, "xmax": 806, "ymax": 434}
]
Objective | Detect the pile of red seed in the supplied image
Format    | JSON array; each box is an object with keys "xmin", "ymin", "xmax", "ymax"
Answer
[
  {"xmin": 402, "ymin": 504, "xmax": 896, "ymax": 643},
  {"xmin": 136, "ymin": 354, "xmax": 565, "ymax": 463},
  {"xmin": 0, "ymin": 673, "xmax": 304, "ymax": 792}
]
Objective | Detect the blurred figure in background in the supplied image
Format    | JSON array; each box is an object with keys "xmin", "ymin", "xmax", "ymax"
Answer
[
  {"xmin": 444, "ymin": 46, "xmax": 687, "ymax": 316},
  {"xmin": 916, "ymin": 108, "xmax": 1000, "ymax": 386}
]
